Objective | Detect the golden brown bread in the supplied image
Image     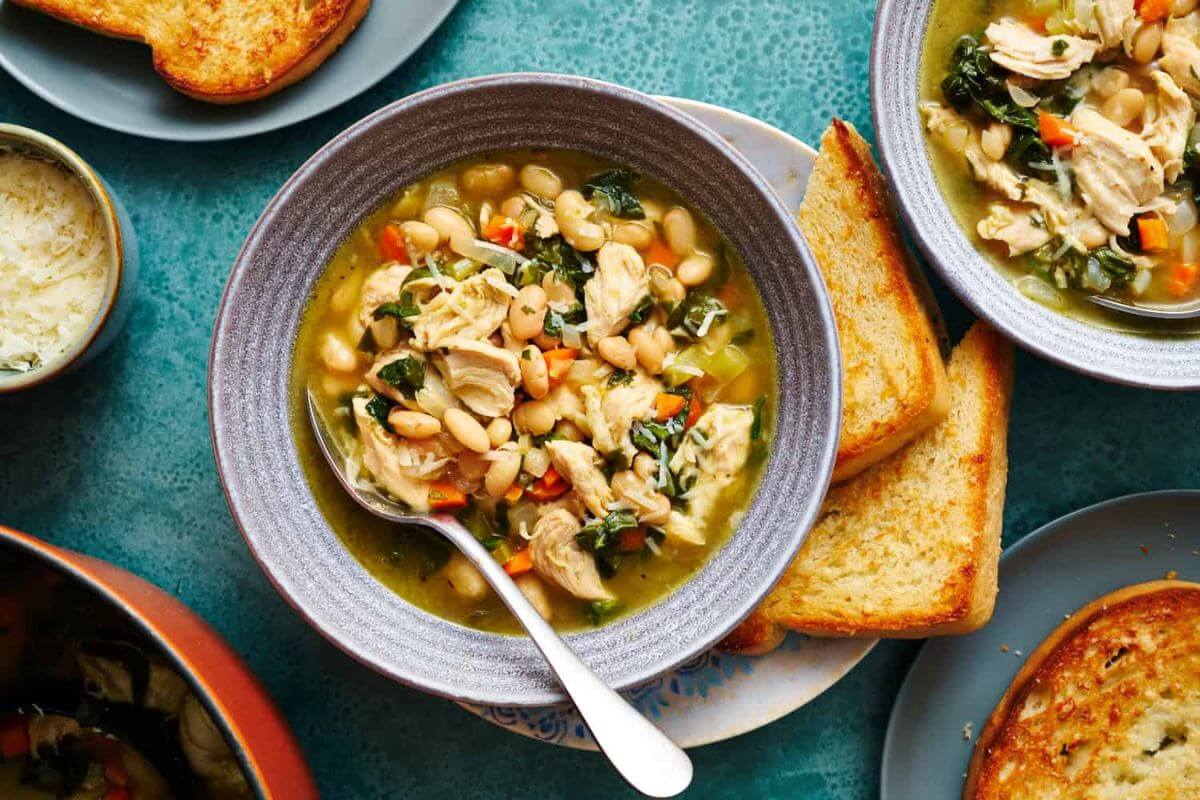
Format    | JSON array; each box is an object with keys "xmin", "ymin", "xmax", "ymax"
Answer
[
  {"xmin": 797, "ymin": 119, "xmax": 950, "ymax": 483},
  {"xmin": 724, "ymin": 322, "xmax": 1011, "ymax": 649},
  {"xmin": 966, "ymin": 580, "xmax": 1200, "ymax": 799},
  {"xmin": 9, "ymin": 0, "xmax": 371, "ymax": 103}
]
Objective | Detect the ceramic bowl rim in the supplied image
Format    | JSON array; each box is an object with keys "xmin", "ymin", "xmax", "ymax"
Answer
[
  {"xmin": 870, "ymin": 0, "xmax": 1200, "ymax": 391},
  {"xmin": 0, "ymin": 525, "xmax": 269, "ymax": 799},
  {"xmin": 0, "ymin": 124, "xmax": 125, "ymax": 393},
  {"xmin": 210, "ymin": 72, "xmax": 842, "ymax": 706}
]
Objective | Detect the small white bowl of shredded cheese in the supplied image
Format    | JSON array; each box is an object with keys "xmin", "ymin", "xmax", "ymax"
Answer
[{"xmin": 0, "ymin": 124, "xmax": 137, "ymax": 392}]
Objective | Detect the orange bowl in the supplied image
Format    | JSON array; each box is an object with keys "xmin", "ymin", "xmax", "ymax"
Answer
[{"xmin": 0, "ymin": 525, "xmax": 317, "ymax": 799}]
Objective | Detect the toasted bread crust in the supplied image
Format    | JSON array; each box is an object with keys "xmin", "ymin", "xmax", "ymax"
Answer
[
  {"xmin": 10, "ymin": 0, "xmax": 370, "ymax": 104},
  {"xmin": 799, "ymin": 120, "xmax": 950, "ymax": 484},
  {"xmin": 761, "ymin": 323, "xmax": 1012, "ymax": 639},
  {"xmin": 719, "ymin": 611, "xmax": 786, "ymax": 656},
  {"xmin": 966, "ymin": 581, "xmax": 1200, "ymax": 799}
]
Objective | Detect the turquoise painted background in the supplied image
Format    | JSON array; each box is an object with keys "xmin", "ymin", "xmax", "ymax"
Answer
[{"xmin": 1, "ymin": 0, "xmax": 1198, "ymax": 797}]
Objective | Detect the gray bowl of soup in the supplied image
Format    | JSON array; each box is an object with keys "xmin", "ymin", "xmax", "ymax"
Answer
[
  {"xmin": 210, "ymin": 73, "xmax": 841, "ymax": 706},
  {"xmin": 873, "ymin": 0, "xmax": 1200, "ymax": 388}
]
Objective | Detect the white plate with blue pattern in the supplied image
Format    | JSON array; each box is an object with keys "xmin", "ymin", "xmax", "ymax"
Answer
[{"xmin": 458, "ymin": 97, "xmax": 876, "ymax": 750}]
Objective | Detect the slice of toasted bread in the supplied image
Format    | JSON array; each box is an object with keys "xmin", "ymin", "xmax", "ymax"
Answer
[
  {"xmin": 798, "ymin": 120, "xmax": 950, "ymax": 483},
  {"xmin": 10, "ymin": 0, "xmax": 371, "ymax": 104},
  {"xmin": 966, "ymin": 580, "xmax": 1200, "ymax": 799},
  {"xmin": 752, "ymin": 322, "xmax": 1011, "ymax": 639}
]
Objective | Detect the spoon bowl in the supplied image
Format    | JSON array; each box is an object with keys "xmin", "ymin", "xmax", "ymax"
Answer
[
  {"xmin": 306, "ymin": 389, "xmax": 694, "ymax": 798},
  {"xmin": 1088, "ymin": 294, "xmax": 1200, "ymax": 321}
]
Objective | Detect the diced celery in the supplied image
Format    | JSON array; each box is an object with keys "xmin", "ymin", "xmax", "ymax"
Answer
[
  {"xmin": 663, "ymin": 345, "xmax": 708, "ymax": 387},
  {"xmin": 706, "ymin": 345, "xmax": 750, "ymax": 386},
  {"xmin": 444, "ymin": 258, "xmax": 480, "ymax": 281},
  {"xmin": 490, "ymin": 541, "xmax": 514, "ymax": 565}
]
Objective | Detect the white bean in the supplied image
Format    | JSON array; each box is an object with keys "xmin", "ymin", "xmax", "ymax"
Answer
[
  {"xmin": 484, "ymin": 450, "xmax": 522, "ymax": 498},
  {"xmin": 460, "ymin": 164, "xmax": 515, "ymax": 198},
  {"xmin": 542, "ymin": 272, "xmax": 576, "ymax": 306},
  {"xmin": 596, "ymin": 336, "xmax": 638, "ymax": 370},
  {"xmin": 554, "ymin": 190, "xmax": 606, "ymax": 252},
  {"xmin": 653, "ymin": 326, "xmax": 675, "ymax": 353},
  {"xmin": 1132, "ymin": 22, "xmax": 1163, "ymax": 64},
  {"xmin": 514, "ymin": 573, "xmax": 553, "ymax": 621},
  {"xmin": 387, "ymin": 410, "xmax": 441, "ymax": 439},
  {"xmin": 663, "ymin": 207, "xmax": 697, "ymax": 256},
  {"xmin": 1092, "ymin": 67, "xmax": 1130, "ymax": 99},
  {"xmin": 519, "ymin": 165, "xmax": 563, "ymax": 200},
  {"xmin": 676, "ymin": 252, "xmax": 715, "ymax": 287},
  {"xmin": 320, "ymin": 334, "xmax": 357, "ymax": 373},
  {"xmin": 632, "ymin": 452, "xmax": 657, "ymax": 481},
  {"xmin": 400, "ymin": 220, "xmax": 439, "ymax": 254},
  {"xmin": 443, "ymin": 409, "xmax": 490, "ymax": 453},
  {"xmin": 519, "ymin": 345, "xmax": 550, "ymax": 399},
  {"xmin": 611, "ymin": 219, "xmax": 654, "ymax": 249},
  {"xmin": 369, "ymin": 316, "xmax": 399, "ymax": 350},
  {"xmin": 1102, "ymin": 88, "xmax": 1146, "ymax": 128},
  {"xmin": 509, "ymin": 285, "xmax": 548, "ymax": 340},
  {"xmin": 422, "ymin": 206, "xmax": 474, "ymax": 245},
  {"xmin": 980, "ymin": 122, "xmax": 1012, "ymax": 161},
  {"xmin": 444, "ymin": 552, "xmax": 488, "ymax": 600},
  {"xmin": 514, "ymin": 400, "xmax": 556, "ymax": 435},
  {"xmin": 500, "ymin": 195, "xmax": 526, "ymax": 218},
  {"xmin": 486, "ymin": 417, "xmax": 513, "ymax": 448},
  {"xmin": 650, "ymin": 267, "xmax": 686, "ymax": 302},
  {"xmin": 555, "ymin": 420, "xmax": 584, "ymax": 442},
  {"xmin": 628, "ymin": 326, "xmax": 665, "ymax": 374},
  {"xmin": 1173, "ymin": 0, "xmax": 1199, "ymax": 15}
]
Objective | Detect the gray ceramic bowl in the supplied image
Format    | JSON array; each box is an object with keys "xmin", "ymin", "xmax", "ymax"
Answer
[
  {"xmin": 209, "ymin": 73, "xmax": 841, "ymax": 706},
  {"xmin": 872, "ymin": 0, "xmax": 1200, "ymax": 390},
  {"xmin": 0, "ymin": 125, "xmax": 138, "ymax": 393}
]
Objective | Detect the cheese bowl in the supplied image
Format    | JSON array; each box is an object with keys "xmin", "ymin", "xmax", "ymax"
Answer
[{"xmin": 0, "ymin": 124, "xmax": 139, "ymax": 393}]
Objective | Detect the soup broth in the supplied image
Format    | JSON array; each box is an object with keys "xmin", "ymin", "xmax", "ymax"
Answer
[{"xmin": 293, "ymin": 150, "xmax": 776, "ymax": 633}]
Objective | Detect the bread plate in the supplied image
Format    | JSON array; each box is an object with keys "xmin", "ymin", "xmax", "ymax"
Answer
[
  {"xmin": 881, "ymin": 490, "xmax": 1200, "ymax": 799},
  {"xmin": 458, "ymin": 97, "xmax": 875, "ymax": 747}
]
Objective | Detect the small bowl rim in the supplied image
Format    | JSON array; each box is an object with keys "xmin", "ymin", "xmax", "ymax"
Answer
[
  {"xmin": 0, "ymin": 123, "xmax": 125, "ymax": 394},
  {"xmin": 210, "ymin": 72, "xmax": 842, "ymax": 706},
  {"xmin": 870, "ymin": 0, "xmax": 1200, "ymax": 391},
  {"xmin": 0, "ymin": 525, "xmax": 271, "ymax": 799}
]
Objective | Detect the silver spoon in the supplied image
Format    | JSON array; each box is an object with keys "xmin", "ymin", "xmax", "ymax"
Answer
[
  {"xmin": 307, "ymin": 390, "xmax": 693, "ymax": 798},
  {"xmin": 1089, "ymin": 294, "xmax": 1200, "ymax": 320}
]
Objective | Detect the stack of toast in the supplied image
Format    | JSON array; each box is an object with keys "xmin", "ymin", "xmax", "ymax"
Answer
[
  {"xmin": 722, "ymin": 120, "xmax": 1014, "ymax": 654},
  {"xmin": 10, "ymin": 0, "xmax": 371, "ymax": 103}
]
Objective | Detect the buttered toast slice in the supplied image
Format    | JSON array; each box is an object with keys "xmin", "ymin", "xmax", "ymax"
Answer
[
  {"xmin": 757, "ymin": 322, "xmax": 1011, "ymax": 639},
  {"xmin": 966, "ymin": 581, "xmax": 1200, "ymax": 799},
  {"xmin": 10, "ymin": 0, "xmax": 371, "ymax": 104},
  {"xmin": 798, "ymin": 120, "xmax": 950, "ymax": 483}
]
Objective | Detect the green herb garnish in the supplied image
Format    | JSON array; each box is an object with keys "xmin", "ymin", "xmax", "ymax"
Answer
[
  {"xmin": 376, "ymin": 356, "xmax": 426, "ymax": 398},
  {"xmin": 583, "ymin": 169, "xmax": 645, "ymax": 219}
]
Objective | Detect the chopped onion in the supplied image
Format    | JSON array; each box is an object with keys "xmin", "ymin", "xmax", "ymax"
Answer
[
  {"xmin": 561, "ymin": 322, "xmax": 583, "ymax": 349},
  {"xmin": 1006, "ymin": 80, "xmax": 1040, "ymax": 108},
  {"xmin": 694, "ymin": 308, "xmax": 725, "ymax": 338},
  {"xmin": 1081, "ymin": 257, "xmax": 1112, "ymax": 292},
  {"xmin": 449, "ymin": 236, "xmax": 529, "ymax": 275},
  {"xmin": 645, "ymin": 536, "xmax": 661, "ymax": 556},
  {"xmin": 1131, "ymin": 267, "xmax": 1153, "ymax": 296},
  {"xmin": 657, "ymin": 442, "xmax": 670, "ymax": 490},
  {"xmin": 1050, "ymin": 151, "xmax": 1071, "ymax": 202},
  {"xmin": 1168, "ymin": 197, "xmax": 1198, "ymax": 236},
  {"xmin": 1016, "ymin": 275, "xmax": 1068, "ymax": 310},
  {"xmin": 524, "ymin": 448, "xmax": 550, "ymax": 477},
  {"xmin": 425, "ymin": 254, "xmax": 453, "ymax": 290}
]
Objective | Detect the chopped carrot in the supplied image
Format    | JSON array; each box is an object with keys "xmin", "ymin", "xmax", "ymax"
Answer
[
  {"xmin": 379, "ymin": 224, "xmax": 410, "ymax": 263},
  {"xmin": 542, "ymin": 347, "xmax": 578, "ymax": 389},
  {"xmin": 428, "ymin": 481, "xmax": 468, "ymax": 511},
  {"xmin": 617, "ymin": 528, "xmax": 647, "ymax": 553},
  {"xmin": 716, "ymin": 280, "xmax": 742, "ymax": 307},
  {"xmin": 1136, "ymin": 0, "xmax": 1170, "ymax": 22},
  {"xmin": 104, "ymin": 756, "xmax": 129, "ymax": 787},
  {"xmin": 655, "ymin": 393, "xmax": 686, "ymax": 421},
  {"xmin": 104, "ymin": 789, "xmax": 131, "ymax": 800},
  {"xmin": 504, "ymin": 484, "xmax": 524, "ymax": 504},
  {"xmin": 1020, "ymin": 14, "xmax": 1048, "ymax": 32},
  {"xmin": 483, "ymin": 214, "xmax": 525, "ymax": 250},
  {"xmin": 1137, "ymin": 215, "xmax": 1169, "ymax": 252},
  {"xmin": 1037, "ymin": 112, "xmax": 1079, "ymax": 149},
  {"xmin": 1166, "ymin": 262, "xmax": 1199, "ymax": 298},
  {"xmin": 0, "ymin": 714, "xmax": 28, "ymax": 759},
  {"xmin": 642, "ymin": 238, "xmax": 680, "ymax": 270},
  {"xmin": 503, "ymin": 548, "xmax": 534, "ymax": 576},
  {"xmin": 684, "ymin": 392, "xmax": 703, "ymax": 430},
  {"xmin": 527, "ymin": 467, "xmax": 570, "ymax": 501}
]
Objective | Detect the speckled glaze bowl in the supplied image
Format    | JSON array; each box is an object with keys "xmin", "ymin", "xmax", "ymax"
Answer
[
  {"xmin": 0, "ymin": 526, "xmax": 318, "ymax": 799},
  {"xmin": 210, "ymin": 73, "xmax": 841, "ymax": 707},
  {"xmin": 0, "ymin": 125, "xmax": 139, "ymax": 393},
  {"xmin": 872, "ymin": 0, "xmax": 1200, "ymax": 390}
]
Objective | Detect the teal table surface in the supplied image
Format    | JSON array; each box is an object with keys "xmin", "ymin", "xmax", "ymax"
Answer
[{"xmin": 3, "ymin": 1, "xmax": 1200, "ymax": 798}]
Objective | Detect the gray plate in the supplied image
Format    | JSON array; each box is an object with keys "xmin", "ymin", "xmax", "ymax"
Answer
[
  {"xmin": 881, "ymin": 490, "xmax": 1200, "ymax": 799},
  {"xmin": 871, "ymin": 0, "xmax": 1200, "ymax": 389},
  {"xmin": 0, "ymin": 0, "xmax": 457, "ymax": 142}
]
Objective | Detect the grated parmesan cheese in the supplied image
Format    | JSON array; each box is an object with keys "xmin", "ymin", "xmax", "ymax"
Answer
[{"xmin": 0, "ymin": 153, "xmax": 109, "ymax": 372}]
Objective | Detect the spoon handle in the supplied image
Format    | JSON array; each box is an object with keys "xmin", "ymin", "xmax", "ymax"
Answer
[{"xmin": 430, "ymin": 515, "xmax": 693, "ymax": 798}]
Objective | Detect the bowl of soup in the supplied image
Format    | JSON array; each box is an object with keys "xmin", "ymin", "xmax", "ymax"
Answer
[
  {"xmin": 211, "ymin": 74, "xmax": 841, "ymax": 705},
  {"xmin": 873, "ymin": 0, "xmax": 1200, "ymax": 388},
  {"xmin": 0, "ymin": 526, "xmax": 317, "ymax": 799}
]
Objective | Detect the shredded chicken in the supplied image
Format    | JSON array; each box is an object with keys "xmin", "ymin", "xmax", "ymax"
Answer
[
  {"xmin": 1094, "ymin": 0, "xmax": 1140, "ymax": 53},
  {"xmin": 1069, "ymin": 108, "xmax": 1165, "ymax": 235},
  {"xmin": 584, "ymin": 242, "xmax": 650, "ymax": 345},
  {"xmin": 545, "ymin": 440, "xmax": 614, "ymax": 517},
  {"xmin": 529, "ymin": 509, "xmax": 613, "ymax": 601},
  {"xmin": 1161, "ymin": 12, "xmax": 1200, "ymax": 96},
  {"xmin": 410, "ymin": 268, "xmax": 512, "ymax": 349},
  {"xmin": 583, "ymin": 371, "xmax": 661, "ymax": 458},
  {"xmin": 358, "ymin": 264, "xmax": 413, "ymax": 326},
  {"xmin": 352, "ymin": 397, "xmax": 437, "ymax": 511},
  {"xmin": 433, "ymin": 337, "xmax": 521, "ymax": 418},
  {"xmin": 984, "ymin": 20, "xmax": 1099, "ymax": 81},
  {"xmin": 977, "ymin": 202, "xmax": 1053, "ymax": 256},
  {"xmin": 665, "ymin": 405, "xmax": 754, "ymax": 546},
  {"xmin": 1143, "ymin": 71, "xmax": 1195, "ymax": 183}
]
